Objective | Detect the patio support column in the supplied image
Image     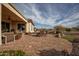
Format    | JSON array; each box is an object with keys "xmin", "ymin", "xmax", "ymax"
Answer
[
  {"xmin": 0, "ymin": 4, "xmax": 2, "ymax": 45},
  {"xmin": 26, "ymin": 22, "xmax": 30, "ymax": 33},
  {"xmin": 25, "ymin": 22, "xmax": 27, "ymax": 33}
]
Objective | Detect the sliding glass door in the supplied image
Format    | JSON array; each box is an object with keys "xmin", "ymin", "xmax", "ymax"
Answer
[
  {"xmin": 17, "ymin": 24, "xmax": 25, "ymax": 32},
  {"xmin": 2, "ymin": 22, "xmax": 10, "ymax": 32}
]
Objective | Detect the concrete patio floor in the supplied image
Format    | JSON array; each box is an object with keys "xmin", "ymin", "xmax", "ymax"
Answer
[{"xmin": 0, "ymin": 34, "xmax": 72, "ymax": 55}]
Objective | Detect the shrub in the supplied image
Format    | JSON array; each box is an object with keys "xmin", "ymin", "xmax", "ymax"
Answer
[
  {"xmin": 0, "ymin": 50, "xmax": 26, "ymax": 56},
  {"xmin": 63, "ymin": 35, "xmax": 75, "ymax": 42}
]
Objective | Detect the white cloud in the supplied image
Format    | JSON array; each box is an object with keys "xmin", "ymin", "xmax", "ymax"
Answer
[{"xmin": 12, "ymin": 3, "xmax": 79, "ymax": 28}]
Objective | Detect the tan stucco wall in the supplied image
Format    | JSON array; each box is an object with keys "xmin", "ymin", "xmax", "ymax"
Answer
[
  {"xmin": 30, "ymin": 23, "xmax": 34, "ymax": 32},
  {"xmin": 31, "ymin": 24, "xmax": 34, "ymax": 32},
  {"xmin": 25, "ymin": 22, "xmax": 34, "ymax": 33},
  {"xmin": 25, "ymin": 22, "xmax": 29, "ymax": 33}
]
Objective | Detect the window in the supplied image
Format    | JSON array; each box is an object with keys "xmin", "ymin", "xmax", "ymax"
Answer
[
  {"xmin": 2, "ymin": 22, "xmax": 10, "ymax": 32},
  {"xmin": 17, "ymin": 24, "xmax": 25, "ymax": 32}
]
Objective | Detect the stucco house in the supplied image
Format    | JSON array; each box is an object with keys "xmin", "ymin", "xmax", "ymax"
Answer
[
  {"xmin": 26, "ymin": 19, "xmax": 35, "ymax": 33},
  {"xmin": 0, "ymin": 3, "xmax": 35, "ymax": 45}
]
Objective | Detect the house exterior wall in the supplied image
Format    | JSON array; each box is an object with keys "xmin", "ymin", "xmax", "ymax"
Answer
[
  {"xmin": 30, "ymin": 23, "xmax": 34, "ymax": 32},
  {"xmin": 25, "ymin": 22, "xmax": 29, "ymax": 33},
  {"xmin": 25, "ymin": 22, "xmax": 34, "ymax": 33},
  {"xmin": 29, "ymin": 23, "xmax": 31, "ymax": 32}
]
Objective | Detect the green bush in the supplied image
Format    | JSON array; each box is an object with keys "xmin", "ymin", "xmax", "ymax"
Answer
[
  {"xmin": 63, "ymin": 35, "xmax": 76, "ymax": 42},
  {"xmin": 0, "ymin": 50, "xmax": 26, "ymax": 56}
]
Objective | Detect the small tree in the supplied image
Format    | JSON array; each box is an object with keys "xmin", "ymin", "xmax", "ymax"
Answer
[{"xmin": 54, "ymin": 25, "xmax": 65, "ymax": 38}]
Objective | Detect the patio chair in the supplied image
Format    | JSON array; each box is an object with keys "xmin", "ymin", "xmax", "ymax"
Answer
[
  {"xmin": 15, "ymin": 33, "xmax": 22, "ymax": 40},
  {"xmin": 2, "ymin": 32, "xmax": 16, "ymax": 44},
  {"xmin": 2, "ymin": 35, "xmax": 7, "ymax": 44}
]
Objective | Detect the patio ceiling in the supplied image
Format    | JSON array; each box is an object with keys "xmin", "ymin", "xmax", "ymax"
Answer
[{"xmin": 2, "ymin": 4, "xmax": 27, "ymax": 23}]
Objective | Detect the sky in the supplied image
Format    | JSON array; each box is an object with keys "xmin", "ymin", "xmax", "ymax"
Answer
[{"xmin": 12, "ymin": 3, "xmax": 79, "ymax": 29}]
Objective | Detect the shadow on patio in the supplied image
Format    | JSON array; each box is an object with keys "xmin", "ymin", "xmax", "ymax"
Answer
[{"xmin": 37, "ymin": 48, "xmax": 70, "ymax": 56}]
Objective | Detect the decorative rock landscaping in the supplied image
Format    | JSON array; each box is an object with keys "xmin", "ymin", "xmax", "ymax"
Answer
[{"xmin": 0, "ymin": 34, "xmax": 72, "ymax": 56}]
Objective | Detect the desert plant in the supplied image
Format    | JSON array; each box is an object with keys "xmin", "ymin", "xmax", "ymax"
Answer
[
  {"xmin": 0, "ymin": 50, "xmax": 26, "ymax": 56},
  {"xmin": 63, "ymin": 35, "xmax": 75, "ymax": 42},
  {"xmin": 54, "ymin": 25, "xmax": 65, "ymax": 38}
]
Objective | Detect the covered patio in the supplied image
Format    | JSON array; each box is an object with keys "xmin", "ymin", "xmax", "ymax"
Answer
[
  {"xmin": 2, "ymin": 4, "xmax": 26, "ymax": 33},
  {"xmin": 1, "ymin": 4, "xmax": 27, "ymax": 44}
]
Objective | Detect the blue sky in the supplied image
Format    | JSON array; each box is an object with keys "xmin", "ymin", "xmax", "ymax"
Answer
[{"xmin": 12, "ymin": 3, "xmax": 79, "ymax": 29}]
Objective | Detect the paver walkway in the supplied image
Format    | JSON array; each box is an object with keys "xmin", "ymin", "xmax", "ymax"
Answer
[{"xmin": 0, "ymin": 34, "xmax": 72, "ymax": 55}]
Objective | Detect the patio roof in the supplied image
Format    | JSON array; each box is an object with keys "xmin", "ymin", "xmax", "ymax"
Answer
[{"xmin": 2, "ymin": 3, "xmax": 28, "ymax": 23}]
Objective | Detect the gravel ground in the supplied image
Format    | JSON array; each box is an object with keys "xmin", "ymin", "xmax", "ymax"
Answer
[{"xmin": 0, "ymin": 34, "xmax": 72, "ymax": 56}]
